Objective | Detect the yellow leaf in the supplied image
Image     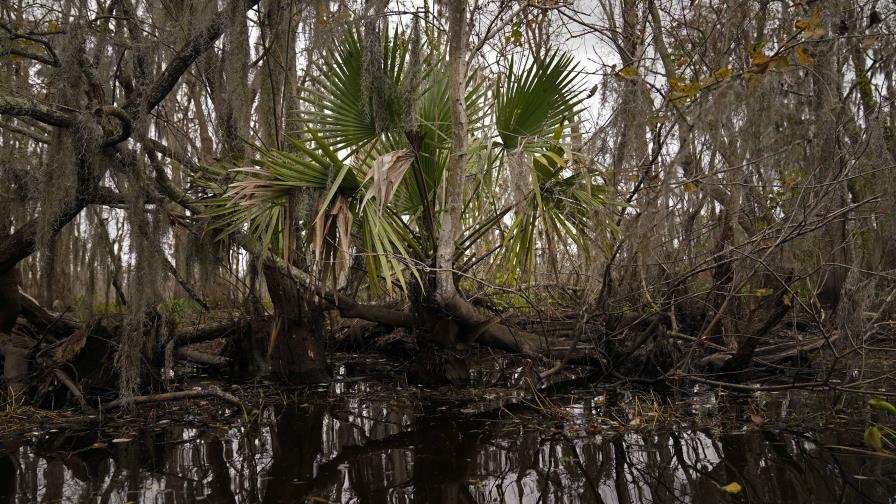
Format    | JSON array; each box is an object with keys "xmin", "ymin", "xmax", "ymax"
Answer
[
  {"xmin": 795, "ymin": 47, "xmax": 813, "ymax": 65},
  {"xmin": 618, "ymin": 65, "xmax": 640, "ymax": 79},
  {"xmin": 751, "ymin": 54, "xmax": 771, "ymax": 67},
  {"xmin": 47, "ymin": 21, "xmax": 61, "ymax": 31},
  {"xmin": 683, "ymin": 182, "xmax": 698, "ymax": 192},
  {"xmin": 754, "ymin": 288, "xmax": 774, "ymax": 297},
  {"xmin": 713, "ymin": 67, "xmax": 733, "ymax": 80},
  {"xmin": 803, "ymin": 27, "xmax": 827, "ymax": 39},
  {"xmin": 795, "ymin": 15, "xmax": 821, "ymax": 31},
  {"xmin": 865, "ymin": 425, "xmax": 883, "ymax": 451},
  {"xmin": 720, "ymin": 482, "xmax": 742, "ymax": 494}
]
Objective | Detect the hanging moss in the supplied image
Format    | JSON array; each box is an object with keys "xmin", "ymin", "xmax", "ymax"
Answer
[
  {"xmin": 401, "ymin": 16, "xmax": 423, "ymax": 131},
  {"xmin": 115, "ymin": 155, "xmax": 165, "ymax": 406},
  {"xmin": 361, "ymin": 0, "xmax": 388, "ymax": 133}
]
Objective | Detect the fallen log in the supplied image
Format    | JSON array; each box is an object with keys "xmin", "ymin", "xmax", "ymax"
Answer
[
  {"xmin": 100, "ymin": 387, "xmax": 242, "ymax": 410},
  {"xmin": 175, "ymin": 347, "xmax": 230, "ymax": 366},
  {"xmin": 18, "ymin": 289, "xmax": 79, "ymax": 333},
  {"xmin": 173, "ymin": 317, "xmax": 263, "ymax": 346}
]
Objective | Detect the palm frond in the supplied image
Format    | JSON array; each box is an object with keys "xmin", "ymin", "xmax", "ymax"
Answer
[
  {"xmin": 298, "ymin": 26, "xmax": 408, "ymax": 154},
  {"xmin": 495, "ymin": 51, "xmax": 585, "ymax": 151},
  {"xmin": 499, "ymin": 143, "xmax": 607, "ymax": 281}
]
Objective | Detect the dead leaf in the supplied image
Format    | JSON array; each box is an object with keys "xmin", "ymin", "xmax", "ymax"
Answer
[
  {"xmin": 311, "ymin": 194, "xmax": 354, "ymax": 287},
  {"xmin": 713, "ymin": 67, "xmax": 733, "ymax": 80},
  {"xmin": 862, "ymin": 35, "xmax": 880, "ymax": 47},
  {"xmin": 361, "ymin": 149, "xmax": 415, "ymax": 211},
  {"xmin": 795, "ymin": 47, "xmax": 814, "ymax": 65},
  {"xmin": 751, "ymin": 54, "xmax": 771, "ymax": 67},
  {"xmin": 802, "ymin": 27, "xmax": 827, "ymax": 39},
  {"xmin": 618, "ymin": 65, "xmax": 640, "ymax": 79}
]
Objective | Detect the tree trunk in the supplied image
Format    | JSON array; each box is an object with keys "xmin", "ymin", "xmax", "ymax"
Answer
[
  {"xmin": 262, "ymin": 265, "xmax": 328, "ymax": 382},
  {"xmin": 433, "ymin": 0, "xmax": 468, "ymax": 324},
  {"xmin": 0, "ymin": 267, "xmax": 25, "ymax": 395}
]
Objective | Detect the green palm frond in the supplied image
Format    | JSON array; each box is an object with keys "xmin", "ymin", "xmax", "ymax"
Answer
[
  {"xmin": 299, "ymin": 26, "xmax": 409, "ymax": 154},
  {"xmin": 200, "ymin": 127, "xmax": 424, "ymax": 294},
  {"xmin": 500, "ymin": 144, "xmax": 607, "ymax": 281},
  {"xmin": 496, "ymin": 51, "xmax": 585, "ymax": 151},
  {"xmin": 359, "ymin": 204, "xmax": 422, "ymax": 296}
]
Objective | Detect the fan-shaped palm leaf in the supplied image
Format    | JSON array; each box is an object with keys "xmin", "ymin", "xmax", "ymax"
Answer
[{"xmin": 495, "ymin": 51, "xmax": 584, "ymax": 151}]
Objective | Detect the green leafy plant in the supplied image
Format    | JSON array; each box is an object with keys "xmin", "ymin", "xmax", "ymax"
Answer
[
  {"xmin": 198, "ymin": 21, "xmax": 606, "ymax": 297},
  {"xmin": 864, "ymin": 399, "xmax": 896, "ymax": 454}
]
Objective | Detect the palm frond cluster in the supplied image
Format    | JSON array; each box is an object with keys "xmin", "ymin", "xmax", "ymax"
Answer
[{"xmin": 200, "ymin": 21, "xmax": 607, "ymax": 296}]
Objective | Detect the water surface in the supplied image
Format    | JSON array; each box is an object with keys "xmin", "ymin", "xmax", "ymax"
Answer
[{"xmin": 1, "ymin": 375, "xmax": 893, "ymax": 503}]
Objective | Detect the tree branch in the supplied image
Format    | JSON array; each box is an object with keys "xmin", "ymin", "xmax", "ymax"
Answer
[
  {"xmin": 130, "ymin": 0, "xmax": 261, "ymax": 116},
  {"xmin": 0, "ymin": 94, "xmax": 73, "ymax": 127}
]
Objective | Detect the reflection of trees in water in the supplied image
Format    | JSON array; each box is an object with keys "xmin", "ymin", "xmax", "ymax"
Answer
[{"xmin": 0, "ymin": 405, "xmax": 894, "ymax": 503}]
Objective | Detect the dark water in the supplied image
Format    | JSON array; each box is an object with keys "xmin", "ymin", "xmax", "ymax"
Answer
[{"xmin": 1, "ymin": 377, "xmax": 894, "ymax": 503}]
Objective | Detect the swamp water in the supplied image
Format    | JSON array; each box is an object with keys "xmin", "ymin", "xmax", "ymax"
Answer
[{"xmin": 1, "ymin": 361, "xmax": 894, "ymax": 503}]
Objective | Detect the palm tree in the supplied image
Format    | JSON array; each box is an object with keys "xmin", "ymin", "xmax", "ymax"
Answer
[{"xmin": 200, "ymin": 14, "xmax": 605, "ymax": 380}]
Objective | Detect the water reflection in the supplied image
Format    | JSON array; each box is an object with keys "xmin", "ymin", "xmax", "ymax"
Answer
[{"xmin": 0, "ymin": 385, "xmax": 894, "ymax": 503}]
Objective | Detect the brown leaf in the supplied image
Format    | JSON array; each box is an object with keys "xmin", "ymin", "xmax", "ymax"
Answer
[
  {"xmin": 311, "ymin": 194, "xmax": 354, "ymax": 288},
  {"xmin": 361, "ymin": 149, "xmax": 415, "ymax": 211},
  {"xmin": 862, "ymin": 35, "xmax": 880, "ymax": 47},
  {"xmin": 618, "ymin": 65, "xmax": 640, "ymax": 79}
]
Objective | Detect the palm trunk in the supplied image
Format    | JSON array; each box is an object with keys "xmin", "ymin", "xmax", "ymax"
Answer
[{"xmin": 262, "ymin": 265, "xmax": 329, "ymax": 382}]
